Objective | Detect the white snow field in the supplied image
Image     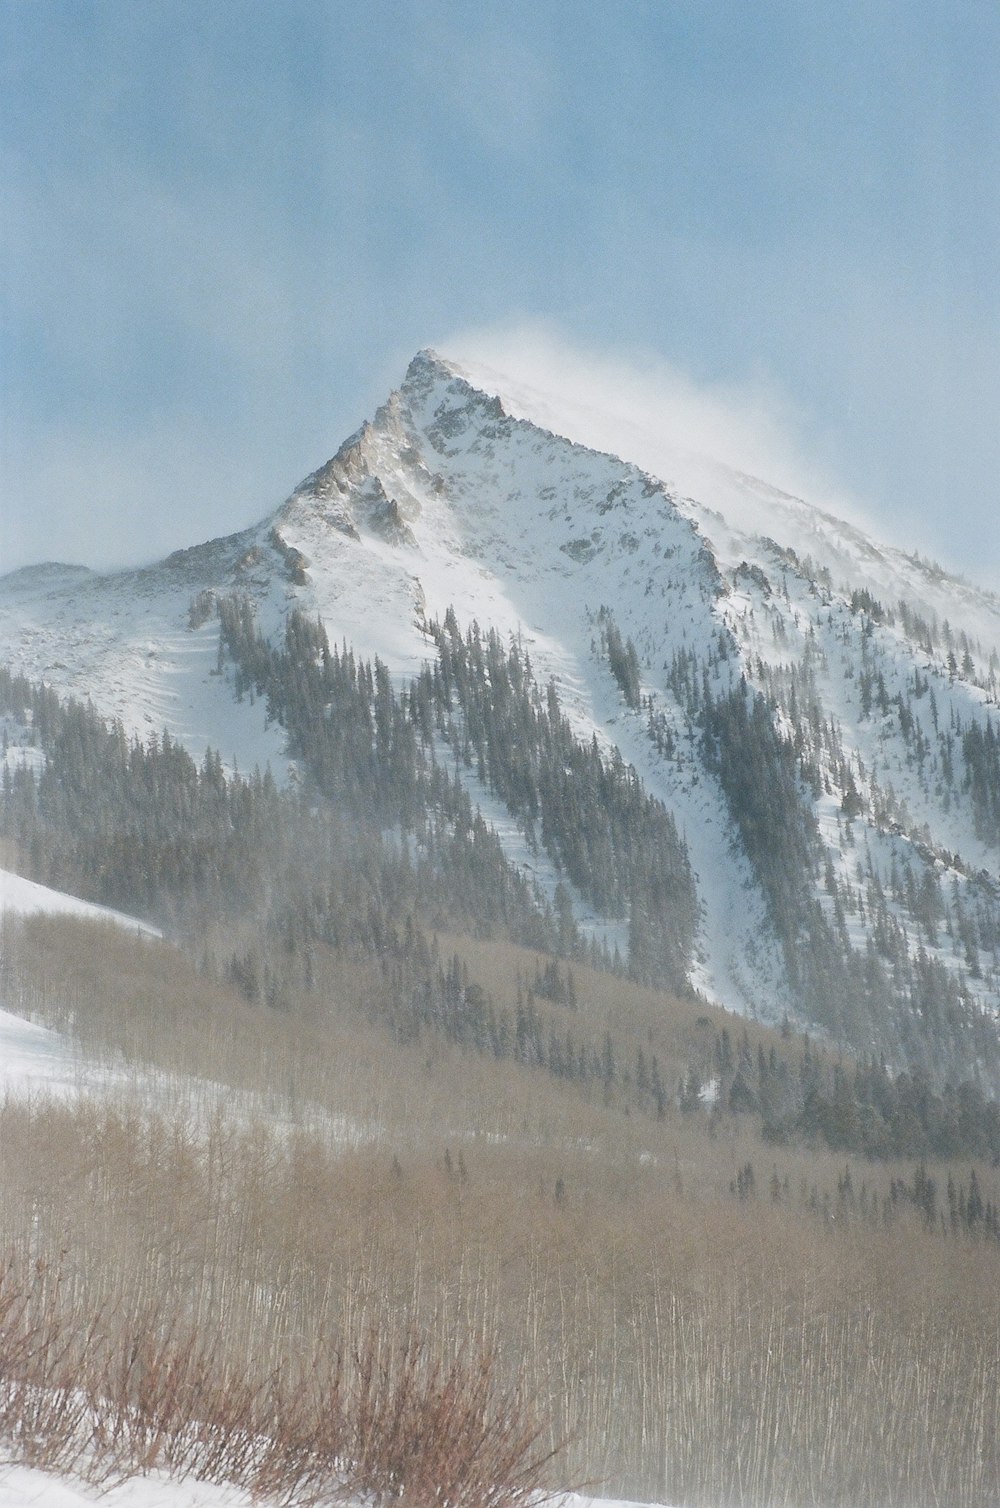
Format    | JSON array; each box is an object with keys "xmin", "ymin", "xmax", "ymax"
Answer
[
  {"xmin": 0, "ymin": 1465, "xmax": 665, "ymax": 1508},
  {"xmin": 0, "ymin": 1464, "xmax": 253, "ymax": 1507},
  {"xmin": 0, "ymin": 1005, "xmax": 76, "ymax": 1099}
]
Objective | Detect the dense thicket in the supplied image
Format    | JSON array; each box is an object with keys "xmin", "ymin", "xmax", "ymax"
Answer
[
  {"xmin": 697, "ymin": 679, "xmax": 877, "ymax": 1044},
  {"xmin": 597, "ymin": 606, "xmax": 642, "ymax": 709},
  {"xmin": 0, "ymin": 663, "xmax": 556, "ymax": 957},
  {"xmin": 690, "ymin": 1021, "xmax": 1000, "ymax": 1176},
  {"xmin": 657, "ymin": 646, "xmax": 1000, "ymax": 1086},
  {"xmin": 219, "ymin": 598, "xmax": 697, "ymax": 992},
  {"xmin": 421, "ymin": 613, "xmax": 696, "ymax": 988},
  {"xmin": 963, "ymin": 716, "xmax": 1000, "ymax": 845}
]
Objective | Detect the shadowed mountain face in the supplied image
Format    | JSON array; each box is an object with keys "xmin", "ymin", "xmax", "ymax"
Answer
[{"xmin": 3, "ymin": 350, "xmax": 1000, "ymax": 1083}]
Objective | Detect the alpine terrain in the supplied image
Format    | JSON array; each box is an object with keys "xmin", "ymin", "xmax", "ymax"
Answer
[
  {"xmin": 3, "ymin": 351, "xmax": 1000, "ymax": 1508},
  {"xmin": 3, "ymin": 349, "xmax": 998, "ymax": 1086}
]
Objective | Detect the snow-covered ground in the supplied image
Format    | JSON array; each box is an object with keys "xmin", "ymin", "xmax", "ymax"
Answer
[
  {"xmin": 0, "ymin": 1464, "xmax": 253, "ymax": 1508},
  {"xmin": 0, "ymin": 1006, "xmax": 76, "ymax": 1098},
  {"xmin": 0, "ymin": 1465, "xmax": 668, "ymax": 1508},
  {"xmin": 0, "ymin": 560, "xmax": 291, "ymax": 784}
]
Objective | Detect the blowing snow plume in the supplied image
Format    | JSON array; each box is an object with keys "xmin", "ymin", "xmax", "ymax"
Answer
[{"xmin": 441, "ymin": 322, "xmax": 863, "ymax": 526}]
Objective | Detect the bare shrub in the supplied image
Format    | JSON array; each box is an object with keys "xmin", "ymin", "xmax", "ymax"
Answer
[
  {"xmin": 0, "ymin": 1257, "xmax": 557, "ymax": 1506},
  {"xmin": 340, "ymin": 1328, "xmax": 555, "ymax": 1508}
]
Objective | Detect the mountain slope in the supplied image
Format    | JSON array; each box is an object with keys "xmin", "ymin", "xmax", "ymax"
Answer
[{"xmin": 2, "ymin": 350, "xmax": 999, "ymax": 1082}]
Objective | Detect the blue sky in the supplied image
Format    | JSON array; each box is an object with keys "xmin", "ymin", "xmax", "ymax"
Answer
[{"xmin": 2, "ymin": 1, "xmax": 998, "ymax": 585}]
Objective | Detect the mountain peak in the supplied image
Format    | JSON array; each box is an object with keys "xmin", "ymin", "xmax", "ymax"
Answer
[
  {"xmin": 401, "ymin": 347, "xmax": 472, "ymax": 395},
  {"xmin": 2, "ymin": 350, "xmax": 999, "ymax": 1082},
  {"xmin": 406, "ymin": 346, "xmax": 454, "ymax": 376}
]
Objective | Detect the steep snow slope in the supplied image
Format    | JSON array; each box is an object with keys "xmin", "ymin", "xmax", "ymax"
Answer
[
  {"xmin": 452, "ymin": 351, "xmax": 1000, "ymax": 666},
  {"xmin": 0, "ymin": 867, "xmax": 159, "ymax": 935},
  {"xmin": 271, "ymin": 352, "xmax": 1000, "ymax": 1034},
  {"xmin": 0, "ymin": 546, "xmax": 291, "ymax": 781},
  {"xmin": 1, "ymin": 350, "xmax": 998, "ymax": 1048},
  {"xmin": 271, "ymin": 356, "xmax": 791, "ymax": 1014}
]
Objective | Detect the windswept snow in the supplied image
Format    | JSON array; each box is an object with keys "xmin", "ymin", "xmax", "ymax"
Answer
[
  {"xmin": 445, "ymin": 351, "xmax": 1000, "ymax": 656},
  {"xmin": 2, "ymin": 347, "xmax": 998, "ymax": 1029}
]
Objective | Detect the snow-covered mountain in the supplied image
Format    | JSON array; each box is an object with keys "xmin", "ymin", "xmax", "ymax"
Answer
[{"xmin": 3, "ymin": 350, "xmax": 999, "ymax": 1079}]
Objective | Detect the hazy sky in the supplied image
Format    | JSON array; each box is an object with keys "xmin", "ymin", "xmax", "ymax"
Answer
[{"xmin": 2, "ymin": 1, "xmax": 998, "ymax": 586}]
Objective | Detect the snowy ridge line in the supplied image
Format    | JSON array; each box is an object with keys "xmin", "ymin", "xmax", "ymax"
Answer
[{"xmin": 1, "ymin": 348, "xmax": 998, "ymax": 1048}]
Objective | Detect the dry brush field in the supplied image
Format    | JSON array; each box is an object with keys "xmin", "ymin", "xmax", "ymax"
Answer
[{"xmin": 1, "ymin": 913, "xmax": 998, "ymax": 1506}]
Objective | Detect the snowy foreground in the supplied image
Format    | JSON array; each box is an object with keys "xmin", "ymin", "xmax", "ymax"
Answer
[
  {"xmin": 0, "ymin": 1470, "xmax": 661, "ymax": 1508},
  {"xmin": 0, "ymin": 875, "xmax": 669, "ymax": 1508},
  {"xmin": 0, "ymin": 1465, "xmax": 243, "ymax": 1508}
]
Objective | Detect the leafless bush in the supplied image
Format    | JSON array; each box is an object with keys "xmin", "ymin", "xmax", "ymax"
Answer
[
  {"xmin": 340, "ymin": 1328, "xmax": 556, "ymax": 1508},
  {"xmin": 0, "ymin": 1257, "xmax": 557, "ymax": 1506}
]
